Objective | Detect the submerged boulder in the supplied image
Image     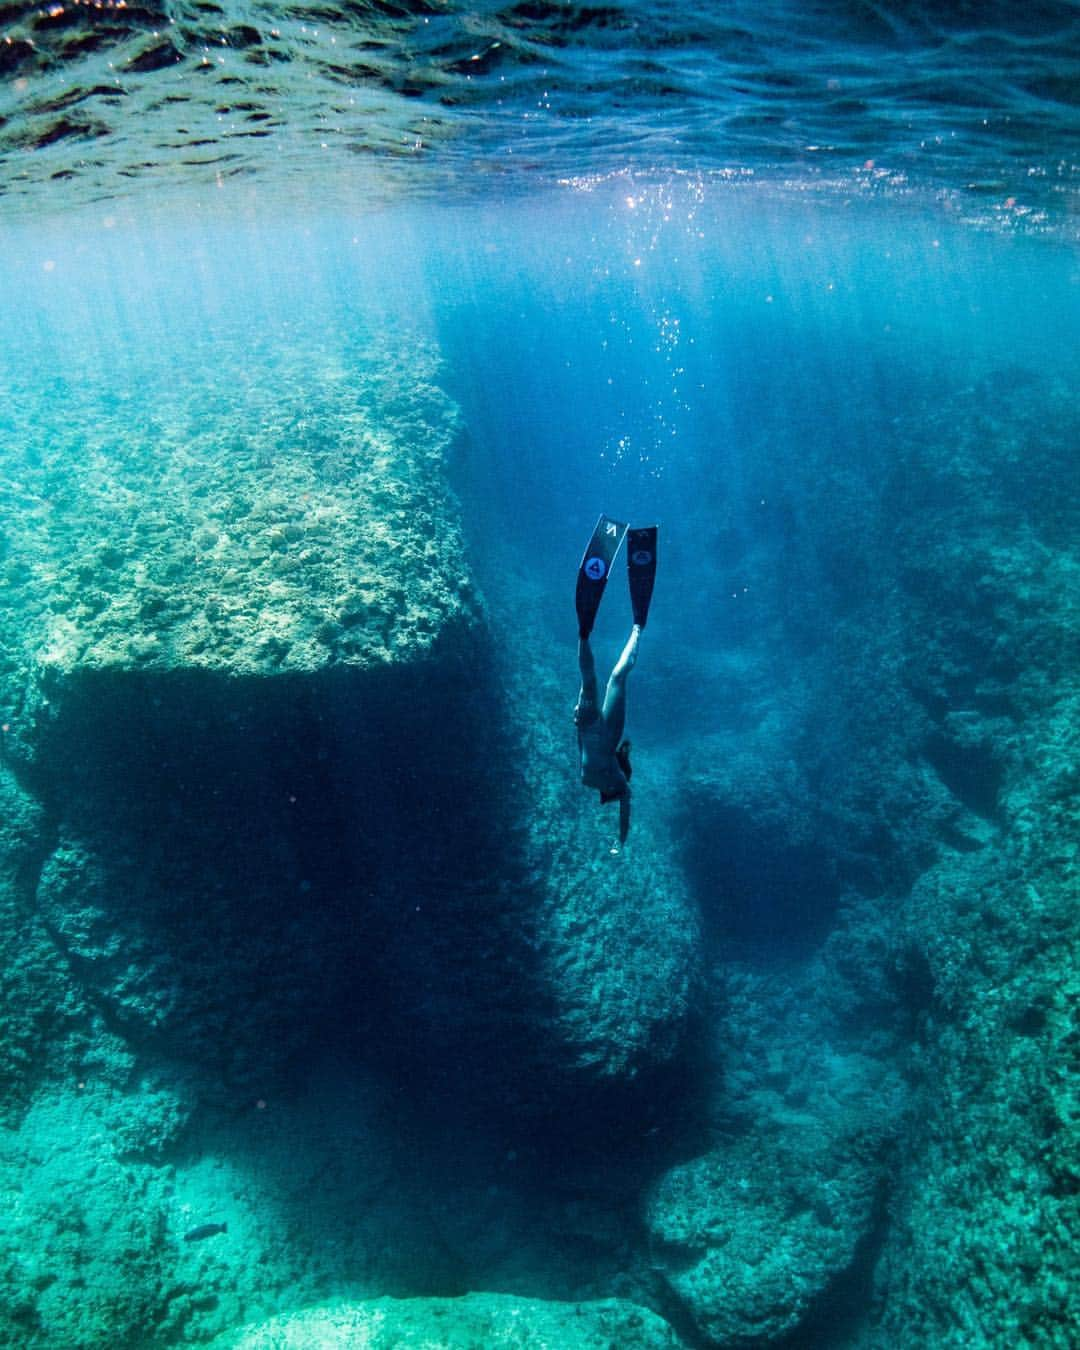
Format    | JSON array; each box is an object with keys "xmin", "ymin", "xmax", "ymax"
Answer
[
  {"xmin": 210, "ymin": 1292, "xmax": 687, "ymax": 1349},
  {"xmin": 648, "ymin": 1126, "xmax": 883, "ymax": 1346},
  {"xmin": 0, "ymin": 327, "xmax": 704, "ymax": 1346},
  {"xmin": 1, "ymin": 332, "xmax": 497, "ymax": 1093},
  {"xmin": 0, "ymin": 1082, "xmax": 179, "ymax": 1349},
  {"xmin": 482, "ymin": 588, "xmax": 702, "ymax": 1107},
  {"xmin": 646, "ymin": 1040, "xmax": 898, "ymax": 1347},
  {"xmin": 2, "ymin": 332, "xmax": 477, "ymax": 698},
  {"xmin": 1, "ymin": 327, "xmax": 698, "ymax": 1118}
]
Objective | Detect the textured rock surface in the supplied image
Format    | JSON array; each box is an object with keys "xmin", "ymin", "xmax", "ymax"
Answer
[
  {"xmin": 647, "ymin": 364, "xmax": 1080, "ymax": 1348},
  {"xmin": 211, "ymin": 1292, "xmax": 687, "ymax": 1349},
  {"xmin": 463, "ymin": 538, "xmax": 703, "ymax": 1104},
  {"xmin": 646, "ymin": 1005, "xmax": 899, "ymax": 1347},
  {"xmin": 863, "ymin": 373, "xmax": 1080, "ymax": 1348},
  {"xmin": 1, "ymin": 316, "xmax": 698, "ymax": 1110},
  {"xmin": 0, "ymin": 766, "xmax": 73, "ymax": 1118},
  {"xmin": 0, "ymin": 1081, "xmax": 179, "ymax": 1347},
  {"xmin": 515, "ymin": 657, "xmax": 701, "ymax": 1092},
  {"xmin": 1, "ymin": 329, "xmax": 498, "ymax": 1093},
  {"xmin": 0, "ymin": 332, "xmax": 477, "ymax": 694},
  {"xmin": 1, "ymin": 241, "xmax": 1075, "ymax": 1350},
  {"xmin": 0, "ymin": 321, "xmax": 704, "ymax": 1348}
]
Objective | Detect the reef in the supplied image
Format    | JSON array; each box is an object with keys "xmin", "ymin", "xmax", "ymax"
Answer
[
  {"xmin": 0, "ymin": 332, "xmax": 476, "ymax": 689},
  {"xmin": 209, "ymin": 1292, "xmax": 686, "ymax": 1349},
  {"xmin": 866, "ymin": 371, "xmax": 1080, "ymax": 1348},
  {"xmin": 638, "ymin": 363, "xmax": 1080, "ymax": 1348},
  {"xmin": 0, "ymin": 324, "xmax": 699, "ymax": 1347},
  {"xmin": 0, "ymin": 297, "xmax": 1076, "ymax": 1348}
]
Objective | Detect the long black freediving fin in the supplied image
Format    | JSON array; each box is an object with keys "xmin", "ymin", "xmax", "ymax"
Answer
[
  {"xmin": 576, "ymin": 513, "xmax": 628, "ymax": 639},
  {"xmin": 627, "ymin": 525, "xmax": 658, "ymax": 628}
]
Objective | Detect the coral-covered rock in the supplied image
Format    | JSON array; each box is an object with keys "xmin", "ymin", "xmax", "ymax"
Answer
[
  {"xmin": 0, "ymin": 1085, "xmax": 175, "ymax": 1348},
  {"xmin": 646, "ymin": 1041, "xmax": 896, "ymax": 1346},
  {"xmin": 3, "ymin": 334, "xmax": 477, "ymax": 695},
  {"xmin": 2, "ymin": 327, "xmax": 698, "ymax": 1120},
  {"xmin": 211, "ymin": 1292, "xmax": 687, "ymax": 1349},
  {"xmin": 482, "ymin": 587, "xmax": 702, "ymax": 1103}
]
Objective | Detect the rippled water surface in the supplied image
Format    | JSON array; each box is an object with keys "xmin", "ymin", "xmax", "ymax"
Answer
[{"xmin": 2, "ymin": 0, "xmax": 1078, "ymax": 227}]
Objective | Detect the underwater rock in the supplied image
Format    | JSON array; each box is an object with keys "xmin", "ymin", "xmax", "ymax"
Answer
[
  {"xmin": 209, "ymin": 1291, "xmax": 688, "ymax": 1349},
  {"xmin": 1, "ymin": 320, "xmax": 696, "ymax": 1116},
  {"xmin": 0, "ymin": 1084, "xmax": 175, "ymax": 1349},
  {"xmin": 865, "ymin": 375, "xmax": 1080, "ymax": 1345},
  {"xmin": 529, "ymin": 788, "xmax": 700, "ymax": 1092},
  {"xmin": 538, "ymin": 836, "xmax": 699, "ymax": 1088},
  {"xmin": 0, "ymin": 765, "xmax": 84, "ymax": 1119},
  {"xmin": 20, "ymin": 652, "xmax": 523, "ymax": 1093},
  {"xmin": 19, "ymin": 644, "xmax": 698, "ymax": 1111},
  {"xmin": 0, "ymin": 330, "xmax": 704, "ymax": 1344},
  {"xmin": 646, "ymin": 1106, "xmax": 890, "ymax": 1347},
  {"xmin": 652, "ymin": 363, "xmax": 1078, "ymax": 1345},
  {"xmin": 646, "ymin": 911, "xmax": 903, "ymax": 1347},
  {"xmin": 13, "ymin": 336, "xmax": 476, "ymax": 695},
  {"xmin": 885, "ymin": 809, "xmax": 1080, "ymax": 1345},
  {"xmin": 484, "ymin": 595, "xmax": 702, "ymax": 1108},
  {"xmin": 0, "ymin": 333, "xmax": 511, "ymax": 1099},
  {"xmin": 0, "ymin": 329, "xmax": 496, "ymax": 1104}
]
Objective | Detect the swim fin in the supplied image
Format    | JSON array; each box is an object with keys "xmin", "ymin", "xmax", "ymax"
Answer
[
  {"xmin": 576, "ymin": 513, "xmax": 628, "ymax": 639},
  {"xmin": 627, "ymin": 525, "xmax": 658, "ymax": 628}
]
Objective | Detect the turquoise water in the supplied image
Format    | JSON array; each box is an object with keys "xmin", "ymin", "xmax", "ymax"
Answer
[{"xmin": 1, "ymin": 5, "xmax": 1079, "ymax": 1348}]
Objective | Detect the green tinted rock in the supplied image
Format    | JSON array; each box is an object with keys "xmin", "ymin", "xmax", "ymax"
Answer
[
  {"xmin": 1, "ymin": 333, "xmax": 479, "ymax": 687},
  {"xmin": 213, "ymin": 1292, "xmax": 686, "ymax": 1349}
]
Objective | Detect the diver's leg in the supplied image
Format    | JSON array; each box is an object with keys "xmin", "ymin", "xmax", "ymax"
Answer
[
  {"xmin": 575, "ymin": 637, "xmax": 600, "ymax": 724},
  {"xmin": 601, "ymin": 624, "xmax": 640, "ymax": 744}
]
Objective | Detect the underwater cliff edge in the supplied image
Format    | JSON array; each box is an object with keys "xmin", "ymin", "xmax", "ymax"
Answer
[{"xmin": 0, "ymin": 195, "xmax": 1077, "ymax": 1349}]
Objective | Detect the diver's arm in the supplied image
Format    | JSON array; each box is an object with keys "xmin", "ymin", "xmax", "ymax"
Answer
[{"xmin": 618, "ymin": 787, "xmax": 631, "ymax": 845}]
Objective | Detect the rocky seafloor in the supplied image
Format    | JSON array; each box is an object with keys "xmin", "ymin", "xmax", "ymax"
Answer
[{"xmin": 0, "ymin": 326, "xmax": 1076, "ymax": 1349}]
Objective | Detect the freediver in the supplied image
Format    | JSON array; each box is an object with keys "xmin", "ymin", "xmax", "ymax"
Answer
[{"xmin": 573, "ymin": 515, "xmax": 658, "ymax": 852}]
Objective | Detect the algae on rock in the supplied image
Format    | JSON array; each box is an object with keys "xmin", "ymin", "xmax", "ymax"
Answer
[
  {"xmin": 0, "ymin": 331, "xmax": 479, "ymax": 703},
  {"xmin": 0, "ymin": 323, "xmax": 705, "ymax": 1350},
  {"xmin": 210, "ymin": 1292, "xmax": 688, "ymax": 1350}
]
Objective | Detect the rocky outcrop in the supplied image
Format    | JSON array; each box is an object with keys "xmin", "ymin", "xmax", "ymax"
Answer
[
  {"xmin": 211, "ymin": 1292, "xmax": 688, "ymax": 1349},
  {"xmin": 867, "ymin": 373, "xmax": 1080, "ymax": 1347},
  {"xmin": 0, "ymin": 328, "xmax": 703, "ymax": 1345},
  {"xmin": 645, "ymin": 964, "xmax": 901, "ymax": 1347},
  {"xmin": 2, "ymin": 334, "xmax": 491, "ymax": 1088},
  {"xmin": 1, "ymin": 333, "xmax": 477, "ymax": 703},
  {"xmin": 1, "ymin": 327, "xmax": 700, "ymax": 1116},
  {"xmin": 507, "ymin": 648, "xmax": 701, "ymax": 1097},
  {"xmin": 645, "ymin": 364, "xmax": 1080, "ymax": 1347}
]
